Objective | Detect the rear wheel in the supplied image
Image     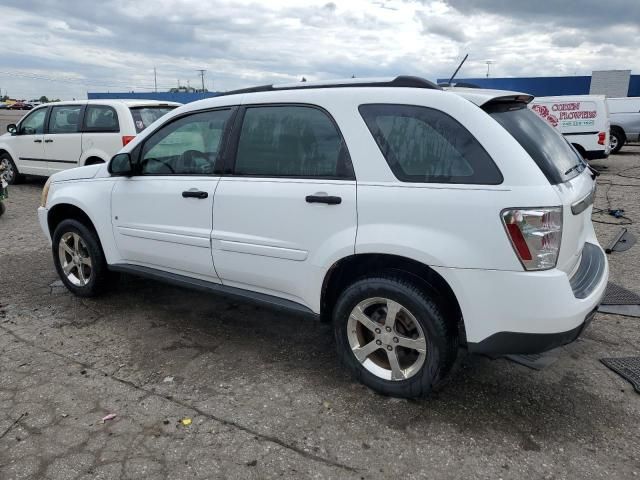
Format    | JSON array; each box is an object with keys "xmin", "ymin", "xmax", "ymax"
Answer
[
  {"xmin": 610, "ymin": 129, "xmax": 624, "ymax": 154},
  {"xmin": 52, "ymin": 219, "xmax": 110, "ymax": 297},
  {"xmin": 0, "ymin": 153, "xmax": 22, "ymax": 185},
  {"xmin": 333, "ymin": 276, "xmax": 458, "ymax": 398}
]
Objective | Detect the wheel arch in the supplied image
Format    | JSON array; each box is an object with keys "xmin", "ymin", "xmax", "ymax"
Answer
[
  {"xmin": 610, "ymin": 124, "xmax": 627, "ymax": 140},
  {"xmin": 571, "ymin": 143, "xmax": 587, "ymax": 158},
  {"xmin": 83, "ymin": 156, "xmax": 106, "ymax": 166},
  {"xmin": 320, "ymin": 253, "xmax": 465, "ymax": 342},
  {"xmin": 47, "ymin": 203, "xmax": 98, "ymax": 239}
]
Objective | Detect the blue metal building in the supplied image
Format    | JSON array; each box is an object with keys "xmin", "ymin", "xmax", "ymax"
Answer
[{"xmin": 437, "ymin": 73, "xmax": 640, "ymax": 97}]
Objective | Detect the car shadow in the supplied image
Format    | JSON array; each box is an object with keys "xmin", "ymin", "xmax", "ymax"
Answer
[{"xmin": 54, "ymin": 273, "xmax": 624, "ymax": 447}]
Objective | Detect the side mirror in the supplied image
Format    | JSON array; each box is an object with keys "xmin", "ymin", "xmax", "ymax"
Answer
[
  {"xmin": 7, "ymin": 124, "xmax": 17, "ymax": 135},
  {"xmin": 108, "ymin": 152, "xmax": 135, "ymax": 176}
]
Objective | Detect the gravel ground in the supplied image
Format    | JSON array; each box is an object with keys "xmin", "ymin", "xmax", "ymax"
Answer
[{"xmin": 0, "ymin": 147, "xmax": 639, "ymax": 479}]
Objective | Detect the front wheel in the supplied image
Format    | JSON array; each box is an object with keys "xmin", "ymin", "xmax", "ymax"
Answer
[
  {"xmin": 333, "ymin": 276, "xmax": 458, "ymax": 398},
  {"xmin": 52, "ymin": 219, "xmax": 110, "ymax": 297},
  {"xmin": 0, "ymin": 153, "xmax": 22, "ymax": 185}
]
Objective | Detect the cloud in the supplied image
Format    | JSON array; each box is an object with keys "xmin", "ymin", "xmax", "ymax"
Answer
[{"xmin": 0, "ymin": 0, "xmax": 638, "ymax": 100}]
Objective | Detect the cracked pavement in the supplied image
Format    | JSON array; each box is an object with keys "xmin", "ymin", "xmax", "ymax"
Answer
[{"xmin": 1, "ymin": 148, "xmax": 640, "ymax": 479}]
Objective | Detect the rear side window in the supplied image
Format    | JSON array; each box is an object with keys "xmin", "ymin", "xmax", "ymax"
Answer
[
  {"xmin": 234, "ymin": 105, "xmax": 353, "ymax": 178},
  {"xmin": 48, "ymin": 105, "xmax": 82, "ymax": 134},
  {"xmin": 486, "ymin": 103, "xmax": 584, "ymax": 184},
  {"xmin": 130, "ymin": 106, "xmax": 177, "ymax": 133},
  {"xmin": 359, "ymin": 104, "xmax": 502, "ymax": 184},
  {"xmin": 84, "ymin": 105, "xmax": 119, "ymax": 132}
]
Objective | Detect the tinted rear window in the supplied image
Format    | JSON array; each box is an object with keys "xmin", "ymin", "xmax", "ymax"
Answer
[
  {"xmin": 130, "ymin": 106, "xmax": 177, "ymax": 133},
  {"xmin": 359, "ymin": 104, "xmax": 502, "ymax": 184},
  {"xmin": 485, "ymin": 103, "xmax": 585, "ymax": 184}
]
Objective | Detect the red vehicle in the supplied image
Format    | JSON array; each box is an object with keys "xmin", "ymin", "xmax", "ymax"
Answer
[{"xmin": 7, "ymin": 102, "xmax": 33, "ymax": 111}]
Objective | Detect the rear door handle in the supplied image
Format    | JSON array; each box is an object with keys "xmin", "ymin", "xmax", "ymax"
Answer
[
  {"xmin": 305, "ymin": 195, "xmax": 342, "ymax": 205},
  {"xmin": 182, "ymin": 190, "xmax": 208, "ymax": 199},
  {"xmin": 44, "ymin": 139, "xmax": 53, "ymax": 143},
  {"xmin": 33, "ymin": 139, "xmax": 42, "ymax": 143}
]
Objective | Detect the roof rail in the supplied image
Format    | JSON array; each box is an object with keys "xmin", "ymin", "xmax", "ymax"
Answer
[{"xmin": 219, "ymin": 75, "xmax": 441, "ymax": 97}]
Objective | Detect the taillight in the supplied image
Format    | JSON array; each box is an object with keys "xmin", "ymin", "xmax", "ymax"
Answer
[
  {"xmin": 501, "ymin": 207, "xmax": 563, "ymax": 270},
  {"xmin": 122, "ymin": 135, "xmax": 136, "ymax": 146},
  {"xmin": 598, "ymin": 132, "xmax": 606, "ymax": 145}
]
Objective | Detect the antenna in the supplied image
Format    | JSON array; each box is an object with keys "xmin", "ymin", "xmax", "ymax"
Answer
[{"xmin": 448, "ymin": 53, "xmax": 468, "ymax": 85}]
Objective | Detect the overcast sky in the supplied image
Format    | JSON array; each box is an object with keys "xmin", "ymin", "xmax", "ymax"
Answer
[{"xmin": 1, "ymin": 0, "xmax": 638, "ymax": 100}]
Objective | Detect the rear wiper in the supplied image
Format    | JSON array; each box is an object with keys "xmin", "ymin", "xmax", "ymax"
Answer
[{"xmin": 564, "ymin": 163, "xmax": 583, "ymax": 175}]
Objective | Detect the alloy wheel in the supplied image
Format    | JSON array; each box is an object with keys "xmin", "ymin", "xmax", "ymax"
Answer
[
  {"xmin": 610, "ymin": 135, "xmax": 618, "ymax": 151},
  {"xmin": 347, "ymin": 297, "xmax": 427, "ymax": 381},
  {"xmin": 58, "ymin": 232, "xmax": 93, "ymax": 287},
  {"xmin": 0, "ymin": 157, "xmax": 14, "ymax": 184}
]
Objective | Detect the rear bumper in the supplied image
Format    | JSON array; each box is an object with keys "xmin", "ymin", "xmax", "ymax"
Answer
[
  {"xmin": 435, "ymin": 243, "xmax": 608, "ymax": 355},
  {"xmin": 468, "ymin": 308, "xmax": 597, "ymax": 355},
  {"xmin": 584, "ymin": 149, "xmax": 608, "ymax": 160}
]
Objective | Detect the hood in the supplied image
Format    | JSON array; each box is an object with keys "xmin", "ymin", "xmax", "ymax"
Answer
[{"xmin": 50, "ymin": 164, "xmax": 102, "ymax": 182}]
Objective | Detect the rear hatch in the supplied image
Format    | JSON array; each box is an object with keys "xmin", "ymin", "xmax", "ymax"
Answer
[{"xmin": 484, "ymin": 101, "xmax": 596, "ymax": 274}]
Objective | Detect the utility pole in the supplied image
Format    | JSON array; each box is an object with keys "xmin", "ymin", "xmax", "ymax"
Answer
[
  {"xmin": 485, "ymin": 60, "xmax": 494, "ymax": 78},
  {"xmin": 153, "ymin": 67, "xmax": 157, "ymax": 92},
  {"xmin": 197, "ymin": 69, "xmax": 206, "ymax": 92}
]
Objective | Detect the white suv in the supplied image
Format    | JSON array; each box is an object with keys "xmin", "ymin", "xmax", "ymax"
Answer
[
  {"xmin": 0, "ymin": 99, "xmax": 180, "ymax": 184},
  {"xmin": 37, "ymin": 77, "xmax": 608, "ymax": 398}
]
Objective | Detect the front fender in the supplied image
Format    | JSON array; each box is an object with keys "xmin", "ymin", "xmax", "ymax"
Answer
[{"xmin": 46, "ymin": 179, "xmax": 120, "ymax": 264}]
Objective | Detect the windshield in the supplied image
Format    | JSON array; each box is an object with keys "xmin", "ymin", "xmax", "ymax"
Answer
[
  {"xmin": 485, "ymin": 103, "xmax": 585, "ymax": 184},
  {"xmin": 129, "ymin": 106, "xmax": 176, "ymax": 133}
]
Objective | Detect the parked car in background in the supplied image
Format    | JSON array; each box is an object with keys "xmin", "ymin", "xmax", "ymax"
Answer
[
  {"xmin": 38, "ymin": 77, "xmax": 608, "ymax": 398},
  {"xmin": 8, "ymin": 102, "xmax": 33, "ymax": 110},
  {"xmin": 0, "ymin": 103, "xmax": 8, "ymax": 109},
  {"xmin": 607, "ymin": 97, "xmax": 640, "ymax": 154},
  {"xmin": 0, "ymin": 99, "xmax": 180, "ymax": 184},
  {"xmin": 528, "ymin": 95, "xmax": 610, "ymax": 161}
]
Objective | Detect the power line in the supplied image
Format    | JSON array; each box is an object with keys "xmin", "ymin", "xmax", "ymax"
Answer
[{"xmin": 0, "ymin": 70, "xmax": 173, "ymax": 90}]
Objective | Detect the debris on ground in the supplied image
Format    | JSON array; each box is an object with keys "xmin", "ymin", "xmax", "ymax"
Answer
[{"xmin": 101, "ymin": 413, "xmax": 117, "ymax": 423}]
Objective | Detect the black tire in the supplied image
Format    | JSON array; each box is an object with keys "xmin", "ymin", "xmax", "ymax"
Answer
[
  {"xmin": 333, "ymin": 276, "xmax": 458, "ymax": 398},
  {"xmin": 52, "ymin": 219, "xmax": 110, "ymax": 297},
  {"xmin": 0, "ymin": 153, "xmax": 23, "ymax": 185},
  {"xmin": 610, "ymin": 128, "xmax": 625, "ymax": 154},
  {"xmin": 0, "ymin": 202, "xmax": 5, "ymax": 217}
]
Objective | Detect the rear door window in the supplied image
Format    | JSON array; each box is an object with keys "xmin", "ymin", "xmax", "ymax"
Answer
[
  {"xmin": 84, "ymin": 105, "xmax": 119, "ymax": 132},
  {"xmin": 233, "ymin": 105, "xmax": 353, "ymax": 178},
  {"xmin": 486, "ymin": 103, "xmax": 585, "ymax": 184},
  {"xmin": 48, "ymin": 105, "xmax": 82, "ymax": 134},
  {"xmin": 359, "ymin": 104, "xmax": 502, "ymax": 184},
  {"xmin": 130, "ymin": 106, "xmax": 177, "ymax": 133}
]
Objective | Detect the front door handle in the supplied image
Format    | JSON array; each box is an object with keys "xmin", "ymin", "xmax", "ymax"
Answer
[
  {"xmin": 182, "ymin": 190, "xmax": 208, "ymax": 199},
  {"xmin": 33, "ymin": 139, "xmax": 42, "ymax": 143},
  {"xmin": 44, "ymin": 139, "xmax": 53, "ymax": 143},
  {"xmin": 306, "ymin": 195, "xmax": 342, "ymax": 205}
]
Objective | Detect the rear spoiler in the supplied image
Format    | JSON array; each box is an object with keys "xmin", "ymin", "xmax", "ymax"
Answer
[{"xmin": 483, "ymin": 94, "xmax": 534, "ymax": 108}]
